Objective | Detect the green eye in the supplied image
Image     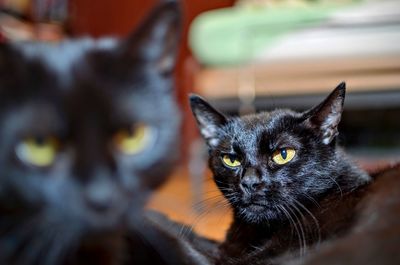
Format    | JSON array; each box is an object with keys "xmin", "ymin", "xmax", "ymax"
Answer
[
  {"xmin": 272, "ymin": 148, "xmax": 296, "ymax": 165},
  {"xmin": 222, "ymin": 154, "xmax": 241, "ymax": 168},
  {"xmin": 16, "ymin": 137, "xmax": 59, "ymax": 167},
  {"xmin": 113, "ymin": 124, "xmax": 152, "ymax": 155}
]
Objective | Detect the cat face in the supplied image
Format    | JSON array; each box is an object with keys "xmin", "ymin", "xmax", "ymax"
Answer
[
  {"xmin": 0, "ymin": 1, "xmax": 180, "ymax": 251},
  {"xmin": 190, "ymin": 84, "xmax": 347, "ymax": 223}
]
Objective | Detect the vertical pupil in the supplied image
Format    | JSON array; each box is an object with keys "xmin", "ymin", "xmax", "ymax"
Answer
[
  {"xmin": 229, "ymin": 155, "xmax": 235, "ymax": 163},
  {"xmin": 128, "ymin": 128, "xmax": 135, "ymax": 136},
  {"xmin": 35, "ymin": 137, "xmax": 45, "ymax": 146},
  {"xmin": 281, "ymin": 148, "xmax": 287, "ymax": 159}
]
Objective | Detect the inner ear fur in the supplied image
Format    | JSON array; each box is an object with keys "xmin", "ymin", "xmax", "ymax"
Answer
[
  {"xmin": 303, "ymin": 82, "xmax": 346, "ymax": 145},
  {"xmin": 189, "ymin": 94, "xmax": 227, "ymax": 148}
]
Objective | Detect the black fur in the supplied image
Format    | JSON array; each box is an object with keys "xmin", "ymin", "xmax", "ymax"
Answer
[
  {"xmin": 283, "ymin": 164, "xmax": 400, "ymax": 265},
  {"xmin": 190, "ymin": 83, "xmax": 371, "ymax": 264},
  {"xmin": 0, "ymin": 2, "xmax": 197, "ymax": 265}
]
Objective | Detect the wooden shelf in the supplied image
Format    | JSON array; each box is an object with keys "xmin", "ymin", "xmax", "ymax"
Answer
[{"xmin": 194, "ymin": 55, "xmax": 400, "ymax": 100}]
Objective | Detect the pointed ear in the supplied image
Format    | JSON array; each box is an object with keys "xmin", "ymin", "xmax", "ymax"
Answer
[
  {"xmin": 121, "ymin": 1, "xmax": 181, "ymax": 75},
  {"xmin": 189, "ymin": 94, "xmax": 227, "ymax": 148},
  {"xmin": 303, "ymin": 82, "xmax": 346, "ymax": 145}
]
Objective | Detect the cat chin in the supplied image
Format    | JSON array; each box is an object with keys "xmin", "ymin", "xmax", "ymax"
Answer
[{"xmin": 237, "ymin": 204, "xmax": 279, "ymax": 224}]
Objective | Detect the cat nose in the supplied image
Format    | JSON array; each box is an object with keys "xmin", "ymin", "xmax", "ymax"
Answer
[
  {"xmin": 85, "ymin": 176, "xmax": 115, "ymax": 212},
  {"xmin": 87, "ymin": 196, "xmax": 112, "ymax": 212},
  {"xmin": 240, "ymin": 174, "xmax": 262, "ymax": 193}
]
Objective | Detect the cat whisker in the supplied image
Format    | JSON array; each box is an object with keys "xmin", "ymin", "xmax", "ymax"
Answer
[
  {"xmin": 183, "ymin": 198, "xmax": 231, "ymax": 238},
  {"xmin": 0, "ymin": 214, "xmax": 44, "ymax": 259},
  {"xmin": 214, "ymin": 180, "xmax": 236, "ymax": 188},
  {"xmin": 275, "ymin": 205, "xmax": 294, "ymax": 235},
  {"xmin": 277, "ymin": 204, "xmax": 300, "ymax": 248},
  {"xmin": 43, "ymin": 227, "xmax": 67, "ymax": 265},
  {"xmin": 192, "ymin": 194, "xmax": 229, "ymax": 212},
  {"xmin": 249, "ymin": 243, "xmax": 264, "ymax": 252},
  {"xmin": 298, "ymin": 193, "xmax": 321, "ymax": 209},
  {"xmin": 19, "ymin": 224, "xmax": 51, "ymax": 264},
  {"xmin": 282, "ymin": 202, "xmax": 307, "ymax": 257},
  {"xmin": 201, "ymin": 190, "xmax": 238, "ymax": 207},
  {"xmin": 43, "ymin": 219, "xmax": 81, "ymax": 265},
  {"xmin": 200, "ymin": 192, "xmax": 231, "ymax": 202},
  {"xmin": 8, "ymin": 215, "xmax": 49, "ymax": 264},
  {"xmin": 194, "ymin": 187, "xmax": 236, "ymax": 209},
  {"xmin": 288, "ymin": 201, "xmax": 313, "ymax": 254},
  {"xmin": 278, "ymin": 202, "xmax": 309, "ymax": 259},
  {"xmin": 191, "ymin": 199, "xmax": 226, "ymax": 221},
  {"xmin": 327, "ymin": 175, "xmax": 343, "ymax": 198},
  {"xmin": 200, "ymin": 189, "xmax": 224, "ymax": 195},
  {"xmin": 292, "ymin": 199, "xmax": 321, "ymax": 244}
]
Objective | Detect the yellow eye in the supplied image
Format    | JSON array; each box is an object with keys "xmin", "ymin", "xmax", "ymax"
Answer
[
  {"xmin": 113, "ymin": 124, "xmax": 152, "ymax": 155},
  {"xmin": 272, "ymin": 148, "xmax": 296, "ymax": 165},
  {"xmin": 222, "ymin": 154, "xmax": 241, "ymax": 168},
  {"xmin": 16, "ymin": 137, "xmax": 59, "ymax": 167}
]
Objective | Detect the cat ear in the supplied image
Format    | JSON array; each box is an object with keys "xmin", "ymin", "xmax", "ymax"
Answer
[
  {"xmin": 121, "ymin": 0, "xmax": 181, "ymax": 75},
  {"xmin": 303, "ymin": 82, "xmax": 346, "ymax": 145},
  {"xmin": 189, "ymin": 94, "xmax": 227, "ymax": 147}
]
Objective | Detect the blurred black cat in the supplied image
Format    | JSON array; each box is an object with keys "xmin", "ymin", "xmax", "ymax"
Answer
[
  {"xmin": 190, "ymin": 83, "xmax": 372, "ymax": 265},
  {"xmin": 0, "ymin": 1, "xmax": 211, "ymax": 265}
]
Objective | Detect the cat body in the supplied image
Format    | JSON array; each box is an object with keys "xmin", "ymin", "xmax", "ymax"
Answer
[
  {"xmin": 190, "ymin": 83, "xmax": 371, "ymax": 265},
  {"xmin": 283, "ymin": 163, "xmax": 400, "ymax": 265},
  {"xmin": 0, "ymin": 2, "xmax": 209, "ymax": 264}
]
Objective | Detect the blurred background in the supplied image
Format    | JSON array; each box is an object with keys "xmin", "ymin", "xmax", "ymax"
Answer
[{"xmin": 1, "ymin": 0, "xmax": 399, "ymax": 241}]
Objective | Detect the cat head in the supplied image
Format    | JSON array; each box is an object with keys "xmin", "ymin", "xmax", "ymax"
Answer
[
  {"xmin": 190, "ymin": 83, "xmax": 351, "ymax": 223},
  {"xmin": 0, "ymin": 0, "xmax": 181, "ymax": 244}
]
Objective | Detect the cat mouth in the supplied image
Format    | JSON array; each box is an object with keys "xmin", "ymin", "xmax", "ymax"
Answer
[
  {"xmin": 241, "ymin": 195, "xmax": 269, "ymax": 207},
  {"xmin": 247, "ymin": 203, "xmax": 266, "ymax": 212},
  {"xmin": 239, "ymin": 202, "xmax": 279, "ymax": 223},
  {"xmin": 243, "ymin": 201, "xmax": 269, "ymax": 211}
]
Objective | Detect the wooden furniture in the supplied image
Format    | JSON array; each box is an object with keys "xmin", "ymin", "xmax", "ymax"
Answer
[
  {"xmin": 194, "ymin": 56, "xmax": 400, "ymax": 112},
  {"xmin": 192, "ymin": 0, "xmax": 400, "ymax": 112}
]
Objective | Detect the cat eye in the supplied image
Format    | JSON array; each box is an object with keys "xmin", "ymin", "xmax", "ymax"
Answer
[
  {"xmin": 15, "ymin": 137, "xmax": 59, "ymax": 167},
  {"xmin": 272, "ymin": 148, "xmax": 296, "ymax": 165},
  {"xmin": 113, "ymin": 123, "xmax": 153, "ymax": 155},
  {"xmin": 222, "ymin": 154, "xmax": 241, "ymax": 168}
]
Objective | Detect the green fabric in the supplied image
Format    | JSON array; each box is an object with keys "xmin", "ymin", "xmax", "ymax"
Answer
[{"xmin": 189, "ymin": 3, "xmax": 360, "ymax": 66}]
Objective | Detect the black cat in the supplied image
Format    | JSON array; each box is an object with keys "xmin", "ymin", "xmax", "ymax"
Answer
[
  {"xmin": 190, "ymin": 83, "xmax": 372, "ymax": 265},
  {"xmin": 0, "ymin": 2, "xmax": 208, "ymax": 265}
]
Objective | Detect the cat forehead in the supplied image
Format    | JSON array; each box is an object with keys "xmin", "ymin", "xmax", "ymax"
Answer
[
  {"xmin": 14, "ymin": 38, "xmax": 118, "ymax": 82},
  {"xmin": 1, "ymin": 39, "xmax": 144, "ymax": 114},
  {"xmin": 221, "ymin": 109, "xmax": 304, "ymax": 152}
]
